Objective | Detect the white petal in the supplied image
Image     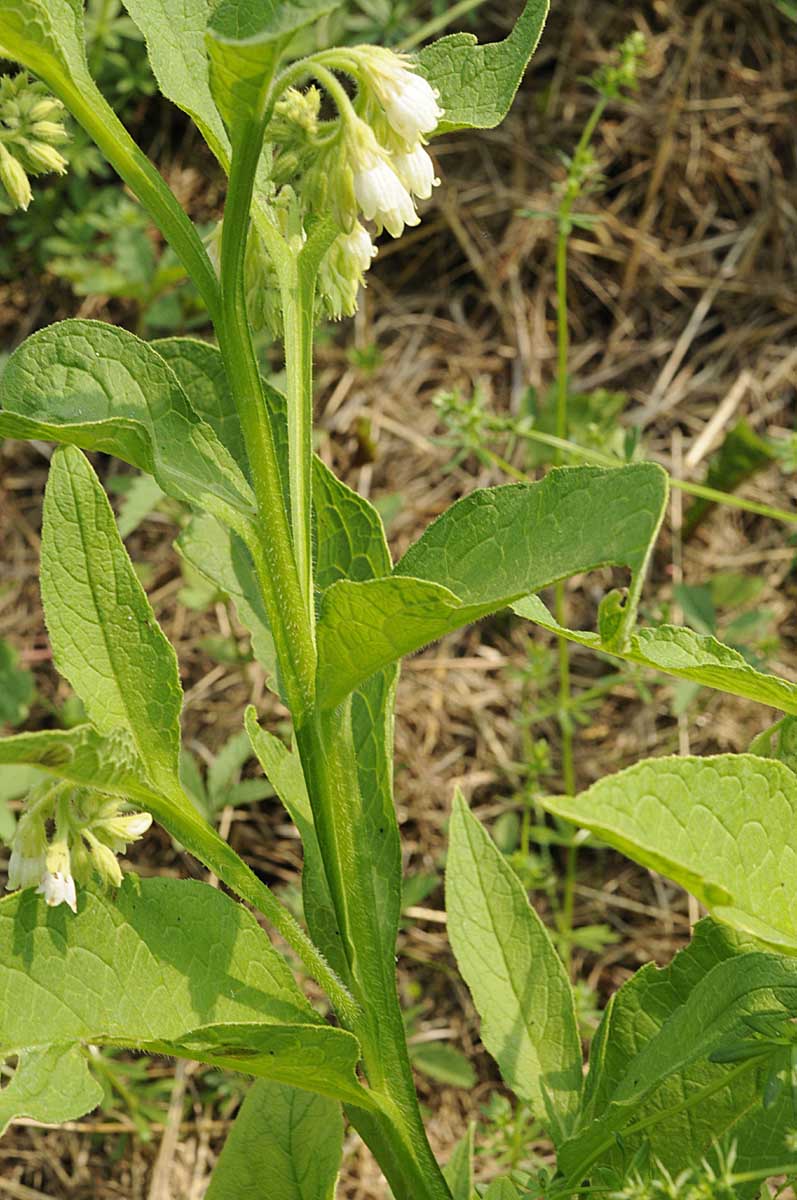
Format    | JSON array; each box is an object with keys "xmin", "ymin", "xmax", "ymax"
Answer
[
  {"xmin": 354, "ymin": 158, "xmax": 419, "ymax": 237},
  {"xmin": 37, "ymin": 871, "xmax": 78, "ymax": 913},
  {"xmin": 393, "ymin": 145, "xmax": 439, "ymax": 200}
]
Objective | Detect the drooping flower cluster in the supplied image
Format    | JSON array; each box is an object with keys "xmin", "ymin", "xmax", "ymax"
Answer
[
  {"xmin": 233, "ymin": 46, "xmax": 443, "ymax": 331},
  {"xmin": 6, "ymin": 782, "xmax": 152, "ymax": 913},
  {"xmin": 0, "ymin": 73, "xmax": 70, "ymax": 211}
]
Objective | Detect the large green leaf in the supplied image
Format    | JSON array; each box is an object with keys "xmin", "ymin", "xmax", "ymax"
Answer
[
  {"xmin": 0, "ymin": 1046, "xmax": 102, "ymax": 1137},
  {"xmin": 0, "ymin": 876, "xmax": 371, "ymax": 1110},
  {"xmin": 317, "ymin": 464, "xmax": 668, "ymax": 706},
  {"xmin": 152, "ymin": 336, "xmax": 246, "ymax": 470},
  {"xmin": 0, "ymin": 320, "xmax": 254, "ymax": 532},
  {"xmin": 418, "ymin": 0, "xmax": 549, "ymax": 134},
  {"xmin": 41, "ymin": 446, "xmax": 183, "ymax": 795},
  {"xmin": 207, "ymin": 0, "xmax": 343, "ymax": 137},
  {"xmin": 446, "ymin": 793, "xmax": 582, "ymax": 1144},
  {"xmin": 559, "ymin": 948, "xmax": 797, "ymax": 1182},
  {"xmin": 544, "ymin": 754, "xmax": 797, "ymax": 955},
  {"xmin": 121, "ymin": 0, "xmax": 230, "ymax": 163},
  {"xmin": 205, "ymin": 1080, "xmax": 343, "ymax": 1200},
  {"xmin": 515, "ymin": 595, "xmax": 797, "ymax": 715},
  {"xmin": 0, "ymin": 0, "xmax": 91, "ymax": 92},
  {"xmin": 561, "ymin": 921, "xmax": 795, "ymax": 1187}
]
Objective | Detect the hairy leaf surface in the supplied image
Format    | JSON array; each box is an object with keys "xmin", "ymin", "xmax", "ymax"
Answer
[
  {"xmin": 418, "ymin": 0, "xmax": 549, "ymax": 133},
  {"xmin": 0, "ymin": 0, "xmax": 90, "ymax": 92},
  {"xmin": 0, "ymin": 877, "xmax": 370, "ymax": 1107},
  {"xmin": 205, "ymin": 1080, "xmax": 343, "ymax": 1200},
  {"xmin": 516, "ymin": 595, "xmax": 797, "ymax": 714},
  {"xmin": 446, "ymin": 794, "xmax": 582, "ymax": 1143},
  {"xmin": 41, "ymin": 447, "xmax": 183, "ymax": 794},
  {"xmin": 0, "ymin": 320, "xmax": 254, "ymax": 532},
  {"xmin": 559, "ymin": 947, "xmax": 797, "ymax": 1181},
  {"xmin": 317, "ymin": 464, "xmax": 668, "ymax": 706},
  {"xmin": 544, "ymin": 755, "xmax": 797, "ymax": 954},
  {"xmin": 177, "ymin": 513, "xmax": 278, "ymax": 687},
  {"xmin": 121, "ymin": 0, "xmax": 230, "ymax": 163}
]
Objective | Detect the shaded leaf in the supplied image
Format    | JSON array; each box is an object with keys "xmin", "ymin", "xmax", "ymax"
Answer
[
  {"xmin": 205, "ymin": 1080, "xmax": 343, "ymax": 1200},
  {"xmin": 0, "ymin": 1046, "xmax": 102, "ymax": 1137},
  {"xmin": 443, "ymin": 1123, "xmax": 474, "ymax": 1200}
]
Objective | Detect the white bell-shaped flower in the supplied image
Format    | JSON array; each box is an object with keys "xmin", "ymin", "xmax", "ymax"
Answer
[
  {"xmin": 37, "ymin": 870, "xmax": 77, "ymax": 914},
  {"xmin": 351, "ymin": 134, "xmax": 420, "ymax": 238},
  {"xmin": 360, "ymin": 48, "xmax": 443, "ymax": 142},
  {"xmin": 393, "ymin": 144, "xmax": 439, "ymax": 201}
]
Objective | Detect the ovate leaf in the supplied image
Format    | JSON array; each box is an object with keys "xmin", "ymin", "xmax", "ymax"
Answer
[
  {"xmin": 446, "ymin": 793, "xmax": 582, "ymax": 1143},
  {"xmin": 0, "ymin": 1046, "xmax": 102, "ymax": 1136},
  {"xmin": 0, "ymin": 876, "xmax": 370, "ymax": 1109},
  {"xmin": 515, "ymin": 596, "xmax": 797, "ymax": 715},
  {"xmin": 205, "ymin": 1080, "xmax": 343, "ymax": 1200},
  {"xmin": 418, "ymin": 0, "xmax": 549, "ymax": 134},
  {"xmin": 317, "ymin": 464, "xmax": 668, "ymax": 706},
  {"xmin": 0, "ymin": 638, "xmax": 35, "ymax": 727},
  {"xmin": 41, "ymin": 446, "xmax": 183, "ymax": 795},
  {"xmin": 0, "ymin": 320, "xmax": 254, "ymax": 533},
  {"xmin": 544, "ymin": 755, "xmax": 797, "ymax": 955}
]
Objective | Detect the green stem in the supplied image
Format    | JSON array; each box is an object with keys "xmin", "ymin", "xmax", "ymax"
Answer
[
  {"xmin": 280, "ymin": 262, "xmax": 316, "ymax": 626},
  {"xmin": 219, "ymin": 120, "xmax": 316, "ymax": 719},
  {"xmin": 56, "ymin": 81, "xmax": 221, "ymax": 326}
]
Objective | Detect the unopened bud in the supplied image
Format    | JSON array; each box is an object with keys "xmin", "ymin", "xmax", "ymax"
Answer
[
  {"xmin": 25, "ymin": 141, "xmax": 68, "ymax": 175},
  {"xmin": 0, "ymin": 144, "xmax": 31, "ymax": 210},
  {"xmin": 30, "ymin": 120, "xmax": 69, "ymax": 144},
  {"xmin": 89, "ymin": 840, "xmax": 124, "ymax": 888},
  {"xmin": 28, "ymin": 97, "xmax": 63, "ymax": 122}
]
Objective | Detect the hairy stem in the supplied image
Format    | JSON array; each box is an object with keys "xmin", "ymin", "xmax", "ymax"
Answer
[{"xmin": 219, "ymin": 120, "xmax": 317, "ymax": 720}]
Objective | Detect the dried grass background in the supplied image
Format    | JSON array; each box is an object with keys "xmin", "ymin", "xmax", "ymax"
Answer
[{"xmin": 1, "ymin": 0, "xmax": 797, "ymax": 1195}]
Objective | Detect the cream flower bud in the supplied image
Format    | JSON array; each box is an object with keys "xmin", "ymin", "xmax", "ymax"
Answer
[
  {"xmin": 37, "ymin": 871, "xmax": 78, "ymax": 914},
  {"xmin": 359, "ymin": 48, "xmax": 443, "ymax": 142},
  {"xmin": 28, "ymin": 97, "xmax": 64, "ymax": 122},
  {"xmin": 89, "ymin": 841, "xmax": 124, "ymax": 889},
  {"xmin": 392, "ymin": 144, "xmax": 439, "ymax": 201},
  {"xmin": 0, "ymin": 144, "xmax": 31, "ymax": 210},
  {"xmin": 25, "ymin": 141, "xmax": 68, "ymax": 175},
  {"xmin": 30, "ymin": 120, "xmax": 69, "ymax": 144}
]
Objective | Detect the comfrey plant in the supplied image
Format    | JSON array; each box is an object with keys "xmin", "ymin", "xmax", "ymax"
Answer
[{"xmin": 1, "ymin": 3, "xmax": 797, "ymax": 1197}]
